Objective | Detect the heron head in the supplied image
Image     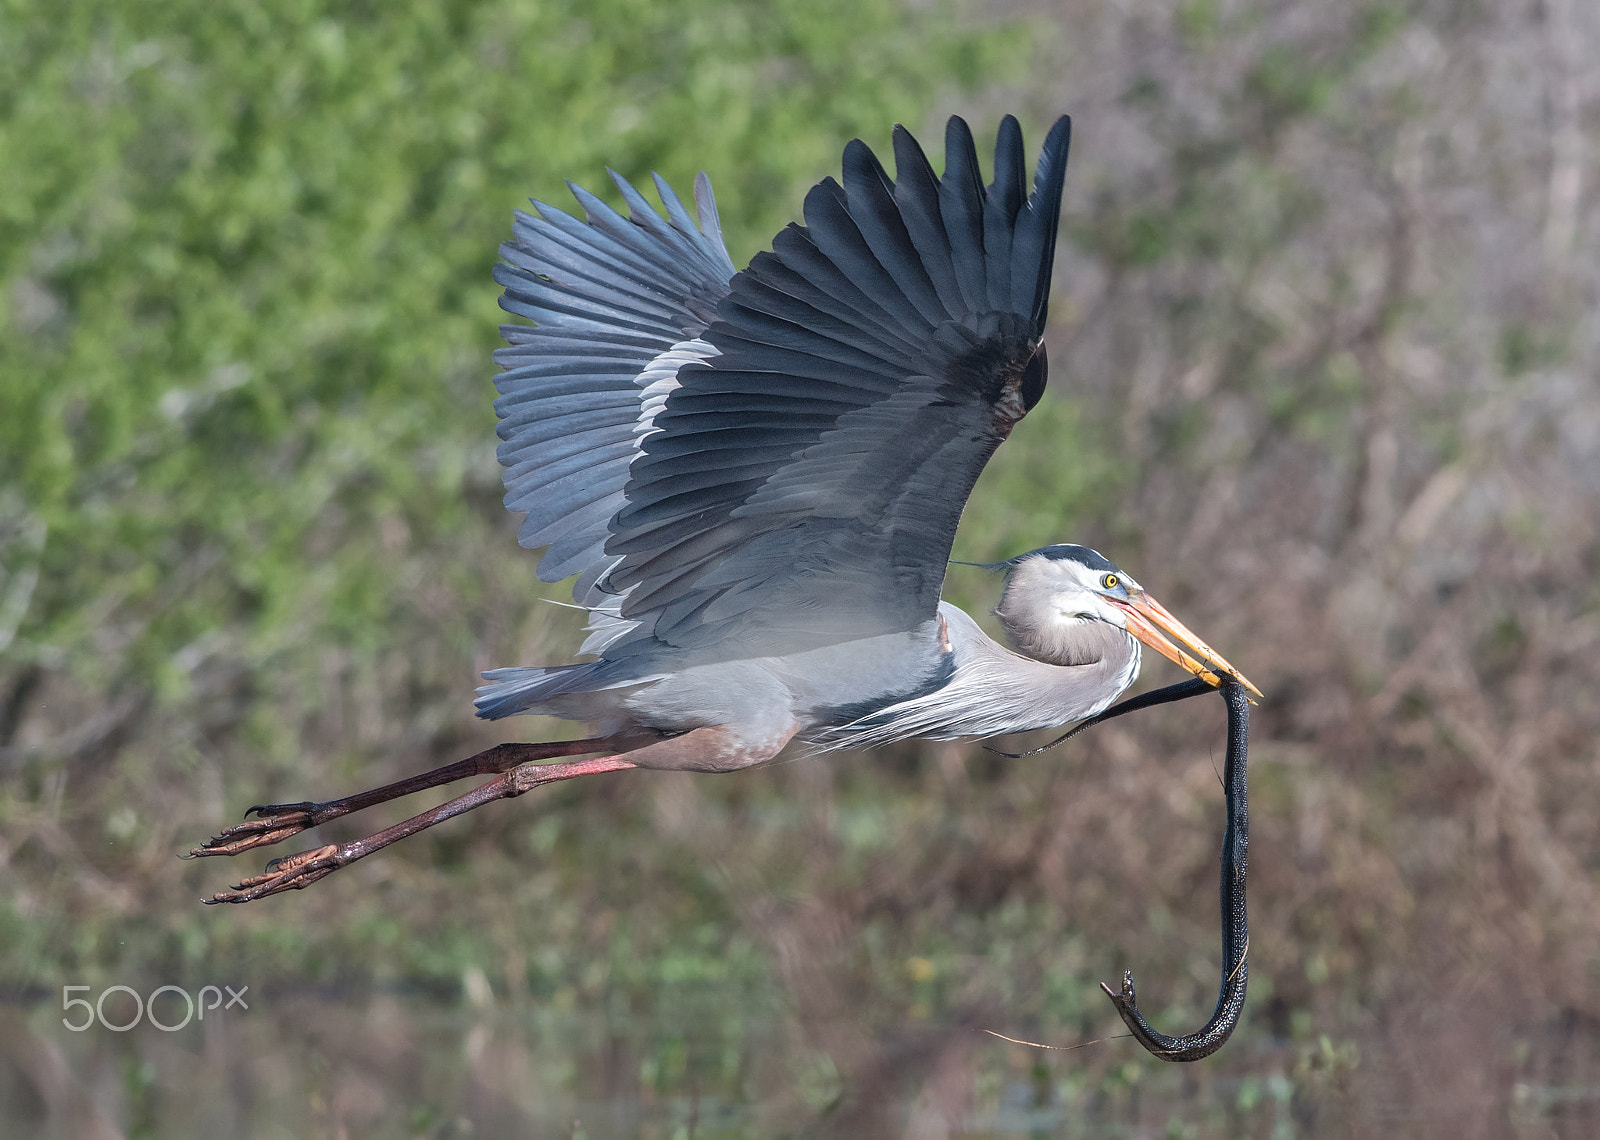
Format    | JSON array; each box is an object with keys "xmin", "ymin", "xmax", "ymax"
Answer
[{"xmin": 993, "ymin": 545, "xmax": 1261, "ymax": 696}]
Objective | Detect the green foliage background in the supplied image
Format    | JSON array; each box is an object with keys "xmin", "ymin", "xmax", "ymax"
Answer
[
  {"xmin": 5, "ymin": 0, "xmax": 1600, "ymax": 1136},
  {"xmin": 0, "ymin": 0, "xmax": 1015, "ymax": 712}
]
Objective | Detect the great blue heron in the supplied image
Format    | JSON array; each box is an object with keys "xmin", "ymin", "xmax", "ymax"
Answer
[{"xmin": 193, "ymin": 114, "xmax": 1257, "ymax": 904}]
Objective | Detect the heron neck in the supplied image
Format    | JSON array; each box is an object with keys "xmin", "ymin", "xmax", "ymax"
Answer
[
  {"xmin": 939, "ymin": 604, "xmax": 1144, "ymax": 736},
  {"xmin": 1000, "ymin": 611, "xmax": 1137, "ymax": 670}
]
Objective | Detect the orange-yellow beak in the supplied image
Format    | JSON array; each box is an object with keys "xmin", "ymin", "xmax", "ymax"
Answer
[{"xmin": 1110, "ymin": 591, "xmax": 1263, "ymax": 700}]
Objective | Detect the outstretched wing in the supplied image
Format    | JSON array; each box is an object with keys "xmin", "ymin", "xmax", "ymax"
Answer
[
  {"xmin": 491, "ymin": 169, "xmax": 737, "ymax": 608},
  {"xmin": 594, "ymin": 115, "xmax": 1073, "ymax": 661}
]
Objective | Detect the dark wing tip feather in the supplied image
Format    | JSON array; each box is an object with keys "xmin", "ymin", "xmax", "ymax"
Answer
[
  {"xmin": 1011, "ymin": 114, "xmax": 1072, "ymax": 337},
  {"xmin": 840, "ymin": 135, "xmax": 947, "ymax": 325},
  {"xmin": 891, "ymin": 124, "xmax": 965, "ymax": 316},
  {"xmin": 982, "ymin": 116, "xmax": 1028, "ymax": 313},
  {"xmin": 944, "ymin": 116, "xmax": 982, "ymax": 180},
  {"xmin": 938, "ymin": 116, "xmax": 988, "ymax": 314},
  {"xmin": 990, "ymin": 116, "xmax": 1026, "ymax": 218}
]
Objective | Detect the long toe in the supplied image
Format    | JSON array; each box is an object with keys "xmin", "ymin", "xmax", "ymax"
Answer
[
  {"xmin": 186, "ymin": 807, "xmax": 315, "ymax": 858},
  {"xmin": 203, "ymin": 844, "xmax": 342, "ymax": 904}
]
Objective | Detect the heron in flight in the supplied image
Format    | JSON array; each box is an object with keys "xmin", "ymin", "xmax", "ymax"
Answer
[{"xmin": 194, "ymin": 114, "xmax": 1257, "ymax": 901}]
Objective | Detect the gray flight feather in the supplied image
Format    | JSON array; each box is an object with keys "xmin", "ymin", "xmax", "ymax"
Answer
[{"xmin": 479, "ymin": 116, "xmax": 1072, "ymax": 720}]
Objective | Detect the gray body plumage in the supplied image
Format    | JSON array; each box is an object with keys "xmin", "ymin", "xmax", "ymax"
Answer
[
  {"xmin": 494, "ymin": 599, "xmax": 1139, "ymax": 755},
  {"xmin": 185, "ymin": 114, "xmax": 1263, "ymax": 908},
  {"xmin": 476, "ymin": 115, "xmax": 1157, "ymax": 769}
]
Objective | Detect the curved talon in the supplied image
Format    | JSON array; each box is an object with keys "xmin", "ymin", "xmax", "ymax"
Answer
[
  {"xmin": 1100, "ymin": 680, "xmax": 1252, "ymax": 1062},
  {"xmin": 187, "ymin": 808, "xmax": 316, "ymax": 859},
  {"xmin": 246, "ymin": 800, "xmax": 317, "ymax": 819},
  {"xmin": 204, "ymin": 844, "xmax": 342, "ymax": 904}
]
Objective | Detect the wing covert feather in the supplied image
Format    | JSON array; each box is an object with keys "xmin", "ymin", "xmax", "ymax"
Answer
[
  {"xmin": 594, "ymin": 116, "xmax": 1073, "ymax": 660},
  {"xmin": 489, "ymin": 115, "xmax": 1071, "ymax": 671}
]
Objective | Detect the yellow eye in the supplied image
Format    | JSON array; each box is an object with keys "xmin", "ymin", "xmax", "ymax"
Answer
[{"xmin": 1102, "ymin": 573, "xmax": 1119, "ymax": 590}]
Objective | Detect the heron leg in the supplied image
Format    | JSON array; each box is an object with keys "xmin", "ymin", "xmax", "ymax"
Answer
[
  {"xmin": 187, "ymin": 737, "xmax": 615, "ymax": 859},
  {"xmin": 202, "ymin": 753, "xmax": 638, "ymax": 904},
  {"xmin": 196, "ymin": 723, "xmax": 796, "ymax": 904}
]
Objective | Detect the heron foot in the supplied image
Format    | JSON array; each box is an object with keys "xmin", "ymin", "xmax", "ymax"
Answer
[
  {"xmin": 183, "ymin": 738, "xmax": 622, "ymax": 867},
  {"xmin": 189, "ymin": 748, "xmax": 644, "ymax": 905},
  {"xmin": 203, "ymin": 844, "xmax": 344, "ymax": 904},
  {"xmin": 185, "ymin": 802, "xmax": 323, "ymax": 858}
]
